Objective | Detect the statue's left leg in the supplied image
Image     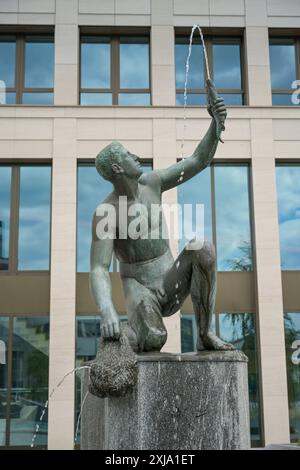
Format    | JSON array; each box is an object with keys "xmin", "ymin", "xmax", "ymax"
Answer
[{"xmin": 161, "ymin": 240, "xmax": 234, "ymax": 351}]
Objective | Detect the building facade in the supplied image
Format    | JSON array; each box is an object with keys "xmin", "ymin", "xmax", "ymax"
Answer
[{"xmin": 0, "ymin": 0, "xmax": 299, "ymax": 449}]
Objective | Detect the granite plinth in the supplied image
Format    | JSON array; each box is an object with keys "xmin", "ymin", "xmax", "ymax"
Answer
[{"xmin": 81, "ymin": 350, "xmax": 250, "ymax": 450}]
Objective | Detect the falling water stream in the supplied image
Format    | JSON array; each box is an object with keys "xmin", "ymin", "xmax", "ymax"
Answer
[
  {"xmin": 30, "ymin": 365, "xmax": 91, "ymax": 448},
  {"xmin": 180, "ymin": 25, "xmax": 211, "ymax": 160}
]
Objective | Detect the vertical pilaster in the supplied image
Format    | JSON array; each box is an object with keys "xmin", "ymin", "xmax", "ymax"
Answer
[
  {"xmin": 54, "ymin": 0, "xmax": 79, "ymax": 105},
  {"xmin": 245, "ymin": 0, "xmax": 272, "ymax": 106},
  {"xmin": 48, "ymin": 118, "xmax": 77, "ymax": 449},
  {"xmin": 250, "ymin": 119, "xmax": 290, "ymax": 444},
  {"xmin": 151, "ymin": 0, "xmax": 175, "ymax": 106}
]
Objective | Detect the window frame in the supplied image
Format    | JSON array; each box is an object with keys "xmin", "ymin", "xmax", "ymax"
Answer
[
  {"xmin": 79, "ymin": 34, "xmax": 152, "ymax": 106},
  {"xmin": 175, "ymin": 33, "xmax": 246, "ymax": 105},
  {"xmin": 269, "ymin": 36, "xmax": 300, "ymax": 103},
  {"xmin": 0, "ymin": 33, "xmax": 54, "ymax": 105},
  {"xmin": 0, "ymin": 163, "xmax": 52, "ymax": 274}
]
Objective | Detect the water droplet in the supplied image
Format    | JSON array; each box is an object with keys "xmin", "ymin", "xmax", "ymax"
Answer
[
  {"xmin": 176, "ymin": 261, "xmax": 180, "ymax": 269},
  {"xmin": 175, "ymin": 283, "xmax": 179, "ymax": 289}
]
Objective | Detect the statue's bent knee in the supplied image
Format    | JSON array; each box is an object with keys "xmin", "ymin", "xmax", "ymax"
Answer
[{"xmin": 129, "ymin": 298, "xmax": 167, "ymax": 352}]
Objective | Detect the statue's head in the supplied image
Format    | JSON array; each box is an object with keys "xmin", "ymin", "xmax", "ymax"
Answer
[{"xmin": 95, "ymin": 141, "xmax": 143, "ymax": 182}]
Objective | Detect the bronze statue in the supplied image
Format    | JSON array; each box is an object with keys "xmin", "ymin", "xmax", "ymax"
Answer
[{"xmin": 90, "ymin": 79, "xmax": 233, "ymax": 354}]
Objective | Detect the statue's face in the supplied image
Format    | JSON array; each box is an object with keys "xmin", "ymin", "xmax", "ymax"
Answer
[{"xmin": 118, "ymin": 149, "xmax": 143, "ymax": 179}]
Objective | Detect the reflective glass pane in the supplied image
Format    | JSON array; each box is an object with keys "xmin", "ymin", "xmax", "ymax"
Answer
[
  {"xmin": 176, "ymin": 40, "xmax": 204, "ymax": 90},
  {"xmin": 0, "ymin": 317, "xmax": 9, "ymax": 446},
  {"xmin": 0, "ymin": 40, "xmax": 16, "ymax": 88},
  {"xmin": 9, "ymin": 317, "xmax": 49, "ymax": 446},
  {"xmin": 284, "ymin": 312, "xmax": 300, "ymax": 443},
  {"xmin": 176, "ymin": 93, "xmax": 207, "ymax": 106},
  {"xmin": 215, "ymin": 165, "xmax": 252, "ymax": 271},
  {"xmin": 18, "ymin": 166, "xmax": 51, "ymax": 271},
  {"xmin": 272, "ymin": 94, "xmax": 298, "ymax": 106},
  {"xmin": 213, "ymin": 43, "xmax": 242, "ymax": 90},
  {"xmin": 77, "ymin": 165, "xmax": 112, "ymax": 272},
  {"xmin": 219, "ymin": 313, "xmax": 261, "ymax": 446},
  {"xmin": 22, "ymin": 92, "xmax": 53, "ymax": 105},
  {"xmin": 81, "ymin": 39, "xmax": 110, "ymax": 89},
  {"xmin": 80, "ymin": 93, "xmax": 112, "ymax": 105},
  {"xmin": 223, "ymin": 93, "xmax": 243, "ymax": 105},
  {"xmin": 118, "ymin": 93, "xmax": 150, "ymax": 105},
  {"xmin": 1, "ymin": 92, "xmax": 16, "ymax": 105},
  {"xmin": 270, "ymin": 41, "xmax": 296, "ymax": 90},
  {"xmin": 75, "ymin": 316, "xmax": 100, "ymax": 445},
  {"xmin": 120, "ymin": 38, "xmax": 149, "ymax": 89},
  {"xmin": 178, "ymin": 166, "xmax": 212, "ymax": 252},
  {"xmin": 276, "ymin": 165, "xmax": 300, "ymax": 270},
  {"xmin": 0, "ymin": 166, "xmax": 11, "ymax": 271},
  {"xmin": 24, "ymin": 39, "xmax": 54, "ymax": 88}
]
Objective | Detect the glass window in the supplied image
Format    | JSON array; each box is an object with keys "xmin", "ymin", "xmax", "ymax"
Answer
[
  {"xmin": 9, "ymin": 316, "xmax": 49, "ymax": 446},
  {"xmin": 176, "ymin": 37, "xmax": 244, "ymax": 105},
  {"xmin": 0, "ymin": 317, "xmax": 9, "ymax": 446},
  {"xmin": 0, "ymin": 167, "xmax": 11, "ymax": 271},
  {"xmin": 120, "ymin": 37, "xmax": 149, "ymax": 89},
  {"xmin": 214, "ymin": 165, "xmax": 252, "ymax": 271},
  {"xmin": 0, "ymin": 35, "xmax": 54, "ymax": 105},
  {"xmin": 0, "ymin": 39, "xmax": 16, "ymax": 88},
  {"xmin": 270, "ymin": 39, "xmax": 298, "ymax": 106},
  {"xmin": 24, "ymin": 38, "xmax": 54, "ymax": 89},
  {"xmin": 22, "ymin": 93, "xmax": 53, "ymax": 105},
  {"xmin": 77, "ymin": 162, "xmax": 152, "ymax": 273},
  {"xmin": 276, "ymin": 165, "xmax": 300, "ymax": 270},
  {"xmin": 81, "ymin": 38, "xmax": 110, "ymax": 89},
  {"xmin": 77, "ymin": 164, "xmax": 113, "ymax": 273},
  {"xmin": 18, "ymin": 166, "xmax": 51, "ymax": 271},
  {"xmin": 80, "ymin": 36, "xmax": 150, "ymax": 106},
  {"xmin": 178, "ymin": 166, "xmax": 212, "ymax": 252},
  {"xmin": 284, "ymin": 312, "xmax": 300, "ymax": 443},
  {"xmin": 213, "ymin": 42, "xmax": 242, "ymax": 90},
  {"xmin": 118, "ymin": 93, "xmax": 150, "ymax": 106},
  {"xmin": 80, "ymin": 92, "xmax": 112, "ymax": 106},
  {"xmin": 219, "ymin": 313, "xmax": 262, "ymax": 446}
]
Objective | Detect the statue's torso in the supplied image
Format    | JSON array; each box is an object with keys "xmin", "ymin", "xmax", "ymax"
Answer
[{"xmin": 109, "ymin": 182, "xmax": 171, "ymax": 264}]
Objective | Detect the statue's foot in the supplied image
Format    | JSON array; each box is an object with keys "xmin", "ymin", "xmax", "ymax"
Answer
[{"xmin": 198, "ymin": 333, "xmax": 235, "ymax": 351}]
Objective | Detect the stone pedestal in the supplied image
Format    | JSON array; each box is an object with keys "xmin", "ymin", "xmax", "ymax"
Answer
[{"xmin": 81, "ymin": 351, "xmax": 250, "ymax": 450}]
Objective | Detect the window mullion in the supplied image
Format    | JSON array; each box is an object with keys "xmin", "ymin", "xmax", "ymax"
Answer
[
  {"xmin": 15, "ymin": 36, "xmax": 24, "ymax": 104},
  {"xmin": 9, "ymin": 166, "xmax": 20, "ymax": 274},
  {"xmin": 111, "ymin": 38, "xmax": 119, "ymax": 105},
  {"xmin": 5, "ymin": 316, "xmax": 14, "ymax": 447}
]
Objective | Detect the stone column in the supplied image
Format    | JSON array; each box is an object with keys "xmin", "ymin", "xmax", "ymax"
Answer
[
  {"xmin": 81, "ymin": 351, "xmax": 250, "ymax": 450},
  {"xmin": 47, "ymin": 119, "xmax": 77, "ymax": 449},
  {"xmin": 245, "ymin": 0, "xmax": 272, "ymax": 106},
  {"xmin": 151, "ymin": 0, "xmax": 175, "ymax": 106},
  {"xmin": 54, "ymin": 0, "xmax": 79, "ymax": 105},
  {"xmin": 250, "ymin": 119, "xmax": 290, "ymax": 444}
]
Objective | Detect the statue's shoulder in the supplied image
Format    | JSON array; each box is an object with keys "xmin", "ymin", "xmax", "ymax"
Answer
[
  {"xmin": 139, "ymin": 170, "xmax": 161, "ymax": 189},
  {"xmin": 93, "ymin": 192, "xmax": 117, "ymax": 217}
]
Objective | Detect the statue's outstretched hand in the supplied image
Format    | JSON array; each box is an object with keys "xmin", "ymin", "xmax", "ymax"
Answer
[{"xmin": 207, "ymin": 78, "xmax": 227, "ymax": 142}]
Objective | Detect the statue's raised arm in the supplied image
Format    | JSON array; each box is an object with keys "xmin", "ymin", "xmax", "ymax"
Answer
[{"xmin": 152, "ymin": 79, "xmax": 227, "ymax": 193}]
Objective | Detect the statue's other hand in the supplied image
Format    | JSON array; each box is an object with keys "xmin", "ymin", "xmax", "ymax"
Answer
[{"xmin": 100, "ymin": 315, "xmax": 120, "ymax": 340}]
